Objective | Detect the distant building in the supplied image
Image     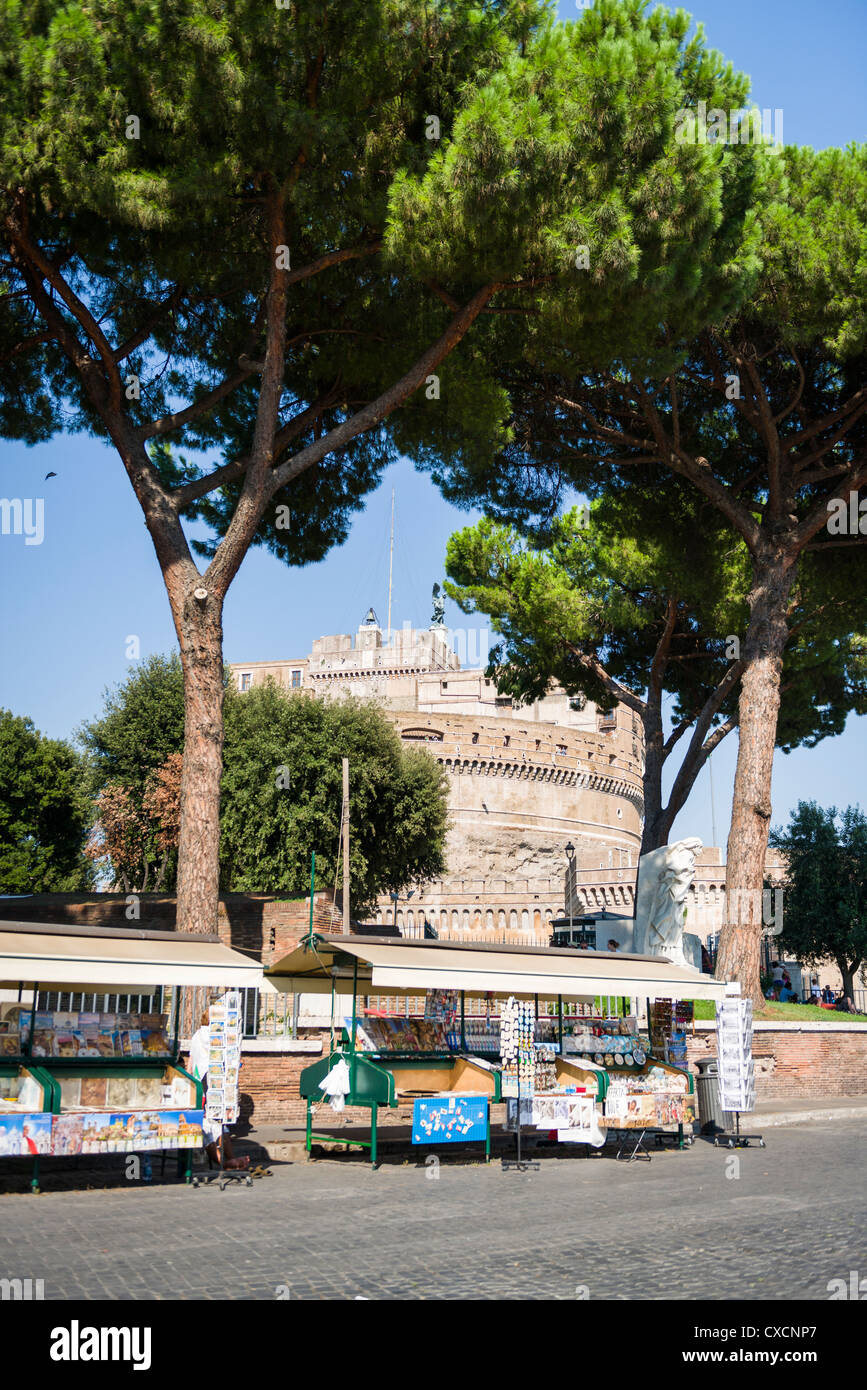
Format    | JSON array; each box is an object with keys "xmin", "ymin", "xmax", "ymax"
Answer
[
  {"xmin": 230, "ymin": 612, "xmax": 804, "ymax": 971},
  {"xmin": 230, "ymin": 611, "xmax": 645, "ymax": 942}
]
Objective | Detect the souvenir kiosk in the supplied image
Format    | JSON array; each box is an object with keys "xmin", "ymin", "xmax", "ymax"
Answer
[
  {"xmin": 0, "ymin": 920, "xmax": 265, "ymax": 1190},
  {"xmin": 269, "ymin": 935, "xmax": 728, "ymax": 1166}
]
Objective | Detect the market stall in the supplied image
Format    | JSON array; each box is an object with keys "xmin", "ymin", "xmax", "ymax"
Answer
[
  {"xmin": 270, "ymin": 935, "xmax": 726, "ymax": 1167},
  {"xmin": 0, "ymin": 920, "xmax": 265, "ymax": 1190}
]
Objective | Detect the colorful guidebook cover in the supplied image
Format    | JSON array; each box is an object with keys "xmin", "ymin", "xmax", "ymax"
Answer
[{"xmin": 0, "ymin": 1113, "xmax": 53, "ymax": 1156}]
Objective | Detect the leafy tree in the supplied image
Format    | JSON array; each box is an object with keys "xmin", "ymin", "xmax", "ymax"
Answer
[
  {"xmin": 0, "ymin": 709, "xmax": 92, "ymax": 891},
  {"xmin": 86, "ymin": 752, "xmax": 182, "ymax": 892},
  {"xmin": 219, "ymin": 685, "xmax": 449, "ymax": 914},
  {"xmin": 771, "ymin": 802, "xmax": 867, "ymax": 1002},
  {"xmin": 427, "ymin": 135, "xmax": 867, "ymax": 1004},
  {"xmin": 79, "ymin": 654, "xmax": 187, "ymax": 798},
  {"xmin": 445, "ymin": 491, "xmax": 867, "ymax": 854},
  {"xmin": 0, "ymin": 0, "xmax": 551, "ymax": 934},
  {"xmin": 79, "ymin": 653, "xmax": 188, "ymax": 888},
  {"xmin": 81, "ymin": 660, "xmax": 447, "ymax": 908},
  {"xmin": 0, "ymin": 0, "xmax": 765, "ymax": 938}
]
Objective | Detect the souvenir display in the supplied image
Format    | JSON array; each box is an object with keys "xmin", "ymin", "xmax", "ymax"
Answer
[
  {"xmin": 603, "ymin": 1063, "xmax": 694, "ymax": 1128},
  {"xmin": 362, "ymin": 1016, "xmax": 452, "ymax": 1052},
  {"xmin": 205, "ymin": 991, "xmax": 242, "ymax": 1126},
  {"xmin": 533, "ymin": 1046, "xmax": 558, "ymax": 1092},
  {"xmin": 500, "ymin": 996, "xmax": 535, "ymax": 1098},
  {"xmin": 411, "ymin": 1094, "xmax": 487, "ymax": 1144},
  {"xmin": 424, "ymin": 990, "xmax": 459, "ymax": 1024},
  {"xmin": 650, "ymin": 999, "xmax": 694, "ymax": 1062},
  {"xmin": 716, "ymin": 996, "xmax": 756, "ymax": 1112},
  {"xmin": 20, "ymin": 1009, "xmax": 170, "ymax": 1059},
  {"xmin": 564, "ymin": 1019, "xmax": 643, "ymax": 1059}
]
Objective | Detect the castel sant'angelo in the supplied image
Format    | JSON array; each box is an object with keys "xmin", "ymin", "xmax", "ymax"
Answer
[{"xmin": 230, "ymin": 606, "xmax": 667, "ymax": 944}]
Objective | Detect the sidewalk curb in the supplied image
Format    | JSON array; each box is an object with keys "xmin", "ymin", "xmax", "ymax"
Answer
[{"xmin": 752, "ymin": 1106, "xmax": 867, "ymax": 1128}]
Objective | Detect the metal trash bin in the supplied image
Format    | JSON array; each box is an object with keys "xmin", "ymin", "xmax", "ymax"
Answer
[{"xmin": 695, "ymin": 1058, "xmax": 724, "ymax": 1134}]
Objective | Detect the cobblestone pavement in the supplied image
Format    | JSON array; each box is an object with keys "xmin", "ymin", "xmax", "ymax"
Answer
[{"xmin": 1, "ymin": 1122, "xmax": 864, "ymax": 1300}]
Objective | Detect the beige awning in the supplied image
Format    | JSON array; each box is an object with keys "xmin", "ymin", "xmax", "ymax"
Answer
[
  {"xmin": 0, "ymin": 922, "xmax": 266, "ymax": 991},
  {"xmin": 266, "ymin": 934, "xmax": 728, "ymax": 1002}
]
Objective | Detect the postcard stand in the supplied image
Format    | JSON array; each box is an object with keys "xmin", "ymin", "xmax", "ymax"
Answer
[
  {"xmin": 190, "ymin": 991, "xmax": 253, "ymax": 1189},
  {"xmin": 190, "ymin": 1140, "xmax": 253, "ymax": 1190},
  {"xmin": 714, "ymin": 992, "xmax": 765, "ymax": 1149},
  {"xmin": 500, "ymin": 998, "xmax": 539, "ymax": 1173},
  {"xmin": 501, "ymin": 1098, "xmax": 539, "ymax": 1174},
  {"xmin": 712, "ymin": 1111, "xmax": 765, "ymax": 1149}
]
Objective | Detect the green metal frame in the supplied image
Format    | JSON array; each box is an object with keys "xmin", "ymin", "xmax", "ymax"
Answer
[{"xmin": 299, "ymin": 1048, "xmax": 499, "ymax": 1166}]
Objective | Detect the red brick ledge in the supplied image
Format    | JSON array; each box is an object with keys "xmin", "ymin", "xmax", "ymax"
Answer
[{"xmin": 693, "ymin": 1020, "xmax": 867, "ymax": 1032}]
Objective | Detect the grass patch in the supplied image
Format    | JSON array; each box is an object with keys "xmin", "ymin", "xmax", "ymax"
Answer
[{"xmin": 691, "ymin": 998, "xmax": 867, "ymax": 1023}]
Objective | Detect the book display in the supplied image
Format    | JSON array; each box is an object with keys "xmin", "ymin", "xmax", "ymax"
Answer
[
  {"xmin": 0, "ymin": 998, "xmax": 202, "ymax": 1180},
  {"xmin": 21, "ymin": 1009, "xmax": 171, "ymax": 1060}
]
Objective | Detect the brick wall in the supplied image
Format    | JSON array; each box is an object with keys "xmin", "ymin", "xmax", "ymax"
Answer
[
  {"xmin": 0, "ymin": 891, "xmax": 343, "ymax": 967},
  {"xmin": 687, "ymin": 1024, "xmax": 867, "ymax": 1099},
  {"xmin": 220, "ymin": 1041, "xmax": 421, "ymax": 1129}
]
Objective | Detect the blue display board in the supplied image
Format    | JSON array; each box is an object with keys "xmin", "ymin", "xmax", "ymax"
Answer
[{"xmin": 411, "ymin": 1094, "xmax": 488, "ymax": 1144}]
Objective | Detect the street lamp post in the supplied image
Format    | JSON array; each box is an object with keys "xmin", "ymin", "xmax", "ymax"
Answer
[{"xmin": 565, "ymin": 841, "xmax": 575, "ymax": 945}]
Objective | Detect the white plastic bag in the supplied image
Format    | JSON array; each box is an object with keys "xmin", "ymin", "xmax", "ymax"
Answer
[{"xmin": 319, "ymin": 1057, "xmax": 351, "ymax": 1112}]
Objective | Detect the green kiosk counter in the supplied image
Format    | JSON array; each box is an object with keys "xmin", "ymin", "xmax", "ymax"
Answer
[
  {"xmin": 271, "ymin": 934, "xmax": 727, "ymax": 1167},
  {"xmin": 0, "ymin": 920, "xmax": 265, "ymax": 1190}
]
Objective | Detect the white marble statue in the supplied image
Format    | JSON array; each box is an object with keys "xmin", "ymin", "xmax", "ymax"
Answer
[{"xmin": 633, "ymin": 837, "xmax": 703, "ymax": 967}]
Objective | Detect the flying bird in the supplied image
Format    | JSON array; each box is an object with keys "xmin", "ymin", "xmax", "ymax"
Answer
[{"xmin": 44, "ymin": 471, "xmax": 57, "ymax": 479}]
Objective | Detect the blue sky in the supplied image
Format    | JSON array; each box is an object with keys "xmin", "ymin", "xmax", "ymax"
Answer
[{"xmin": 1, "ymin": 0, "xmax": 865, "ymax": 855}]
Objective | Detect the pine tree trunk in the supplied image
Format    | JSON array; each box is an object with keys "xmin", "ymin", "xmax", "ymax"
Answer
[
  {"xmin": 639, "ymin": 809, "xmax": 675, "ymax": 857},
  {"xmin": 717, "ymin": 558, "xmax": 795, "ymax": 1007},
  {"xmin": 838, "ymin": 962, "xmax": 856, "ymax": 1002},
  {"xmin": 638, "ymin": 688, "xmax": 673, "ymax": 858},
  {"xmin": 175, "ymin": 594, "xmax": 225, "ymax": 935}
]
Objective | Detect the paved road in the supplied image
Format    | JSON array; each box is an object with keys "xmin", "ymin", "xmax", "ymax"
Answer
[{"xmin": 1, "ymin": 1122, "xmax": 864, "ymax": 1300}]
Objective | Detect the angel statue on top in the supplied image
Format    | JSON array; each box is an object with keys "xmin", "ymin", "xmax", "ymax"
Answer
[{"xmin": 431, "ymin": 582, "xmax": 446, "ymax": 627}]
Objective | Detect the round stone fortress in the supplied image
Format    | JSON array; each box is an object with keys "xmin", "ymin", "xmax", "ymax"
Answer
[{"xmin": 230, "ymin": 611, "xmax": 645, "ymax": 941}]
